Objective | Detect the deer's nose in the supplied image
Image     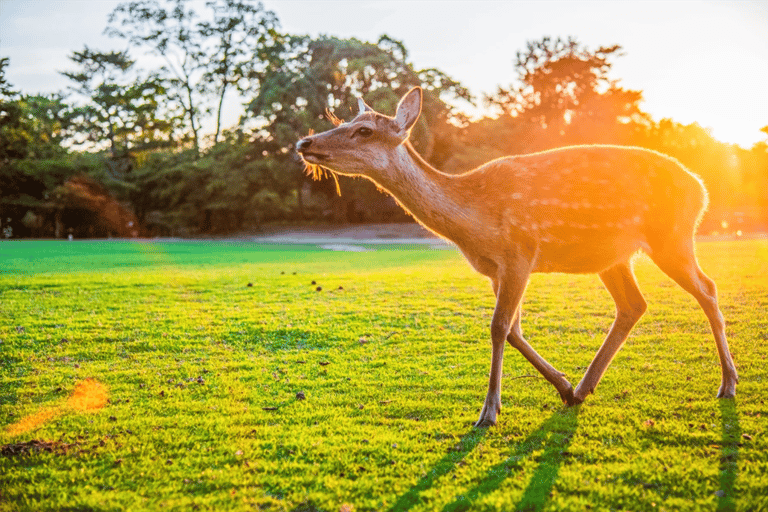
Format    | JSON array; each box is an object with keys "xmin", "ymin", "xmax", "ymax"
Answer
[{"xmin": 296, "ymin": 138, "xmax": 312, "ymax": 153}]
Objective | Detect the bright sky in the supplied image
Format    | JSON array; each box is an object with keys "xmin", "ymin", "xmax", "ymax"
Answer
[{"xmin": 1, "ymin": 0, "xmax": 766, "ymax": 147}]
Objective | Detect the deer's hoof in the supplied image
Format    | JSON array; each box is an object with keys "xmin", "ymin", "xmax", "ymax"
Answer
[
  {"xmin": 717, "ymin": 385, "xmax": 736, "ymax": 399},
  {"xmin": 474, "ymin": 402, "xmax": 499, "ymax": 428},
  {"xmin": 474, "ymin": 417, "xmax": 496, "ymax": 428},
  {"xmin": 559, "ymin": 385, "xmax": 582, "ymax": 406},
  {"xmin": 717, "ymin": 372, "xmax": 738, "ymax": 399}
]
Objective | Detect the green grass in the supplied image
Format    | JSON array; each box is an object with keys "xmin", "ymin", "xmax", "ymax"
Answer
[{"xmin": 1, "ymin": 238, "xmax": 767, "ymax": 511}]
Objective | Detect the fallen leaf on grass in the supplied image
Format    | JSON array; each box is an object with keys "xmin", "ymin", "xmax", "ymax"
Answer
[{"xmin": 1, "ymin": 440, "xmax": 75, "ymax": 457}]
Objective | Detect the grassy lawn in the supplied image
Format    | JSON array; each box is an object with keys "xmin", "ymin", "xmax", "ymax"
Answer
[{"xmin": 1, "ymin": 238, "xmax": 767, "ymax": 511}]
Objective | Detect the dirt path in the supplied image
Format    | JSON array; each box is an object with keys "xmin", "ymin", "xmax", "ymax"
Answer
[{"xmin": 243, "ymin": 222, "xmax": 450, "ymax": 247}]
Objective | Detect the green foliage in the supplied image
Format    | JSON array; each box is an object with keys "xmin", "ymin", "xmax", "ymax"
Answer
[
  {"xmin": 1, "ymin": 240, "xmax": 767, "ymax": 510},
  {"xmin": 198, "ymin": 0, "xmax": 281, "ymax": 143},
  {"xmin": 62, "ymin": 47, "xmax": 180, "ymax": 158},
  {"xmin": 106, "ymin": 0, "xmax": 209, "ymax": 153},
  {"xmin": 18, "ymin": 94, "xmax": 77, "ymax": 160},
  {"xmin": 3, "ymin": 18, "xmax": 767, "ymax": 236},
  {"xmin": 0, "ymin": 57, "xmax": 28, "ymax": 163}
]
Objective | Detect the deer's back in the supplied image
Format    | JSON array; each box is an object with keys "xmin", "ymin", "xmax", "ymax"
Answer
[{"xmin": 455, "ymin": 145, "xmax": 707, "ymax": 273}]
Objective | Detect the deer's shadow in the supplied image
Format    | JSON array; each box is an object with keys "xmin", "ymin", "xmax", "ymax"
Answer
[
  {"xmin": 717, "ymin": 399, "xmax": 740, "ymax": 512},
  {"xmin": 389, "ymin": 406, "xmax": 580, "ymax": 512}
]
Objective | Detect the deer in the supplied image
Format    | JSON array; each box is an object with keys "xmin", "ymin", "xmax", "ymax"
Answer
[{"xmin": 295, "ymin": 87, "xmax": 738, "ymax": 427}]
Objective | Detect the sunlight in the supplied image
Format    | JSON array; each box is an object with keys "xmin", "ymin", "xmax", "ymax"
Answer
[
  {"xmin": 67, "ymin": 378, "xmax": 108, "ymax": 411},
  {"xmin": 5, "ymin": 409, "xmax": 58, "ymax": 437},
  {"xmin": 131, "ymin": 239, "xmax": 170, "ymax": 266},
  {"xmin": 5, "ymin": 379, "xmax": 108, "ymax": 436}
]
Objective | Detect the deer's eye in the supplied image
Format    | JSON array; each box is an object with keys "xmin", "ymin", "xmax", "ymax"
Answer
[{"xmin": 354, "ymin": 126, "xmax": 373, "ymax": 138}]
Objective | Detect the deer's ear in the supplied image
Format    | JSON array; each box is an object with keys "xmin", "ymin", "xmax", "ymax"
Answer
[
  {"xmin": 395, "ymin": 87, "xmax": 422, "ymax": 134},
  {"xmin": 357, "ymin": 98, "xmax": 373, "ymax": 115}
]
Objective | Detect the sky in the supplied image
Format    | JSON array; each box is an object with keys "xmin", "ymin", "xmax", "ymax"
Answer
[{"xmin": 1, "ymin": 0, "xmax": 767, "ymax": 148}]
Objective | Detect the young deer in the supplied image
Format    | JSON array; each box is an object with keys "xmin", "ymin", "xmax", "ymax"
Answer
[{"xmin": 296, "ymin": 87, "xmax": 738, "ymax": 427}]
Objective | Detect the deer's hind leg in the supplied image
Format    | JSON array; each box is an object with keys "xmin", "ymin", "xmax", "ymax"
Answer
[
  {"xmin": 573, "ymin": 261, "xmax": 647, "ymax": 403},
  {"xmin": 507, "ymin": 308, "xmax": 575, "ymax": 404},
  {"xmin": 648, "ymin": 241, "xmax": 738, "ymax": 398}
]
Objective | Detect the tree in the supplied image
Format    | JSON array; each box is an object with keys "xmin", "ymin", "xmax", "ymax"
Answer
[
  {"xmin": 106, "ymin": 0, "xmax": 282, "ymax": 151},
  {"xmin": 0, "ymin": 57, "xmax": 29, "ymax": 164},
  {"xmin": 107, "ymin": 0, "xmax": 207, "ymax": 154},
  {"xmin": 486, "ymin": 36, "xmax": 648, "ymax": 153},
  {"xmin": 198, "ymin": 0, "xmax": 281, "ymax": 144},
  {"xmin": 61, "ymin": 47, "xmax": 180, "ymax": 185},
  {"xmin": 1, "ymin": 59, "xmax": 104, "ymax": 238}
]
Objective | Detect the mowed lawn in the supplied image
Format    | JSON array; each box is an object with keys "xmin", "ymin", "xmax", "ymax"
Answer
[{"xmin": 1, "ymin": 238, "xmax": 767, "ymax": 511}]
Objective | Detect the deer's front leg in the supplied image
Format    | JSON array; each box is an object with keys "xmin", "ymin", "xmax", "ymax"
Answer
[{"xmin": 475, "ymin": 272, "xmax": 529, "ymax": 428}]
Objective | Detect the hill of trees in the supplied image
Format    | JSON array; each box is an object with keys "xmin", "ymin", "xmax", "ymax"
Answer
[{"xmin": 1, "ymin": 1, "xmax": 766, "ymax": 238}]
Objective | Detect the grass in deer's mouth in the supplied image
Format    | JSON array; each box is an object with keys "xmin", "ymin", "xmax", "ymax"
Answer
[
  {"xmin": 303, "ymin": 159, "xmax": 341, "ymax": 195},
  {"xmin": 1, "ymin": 239, "xmax": 767, "ymax": 511}
]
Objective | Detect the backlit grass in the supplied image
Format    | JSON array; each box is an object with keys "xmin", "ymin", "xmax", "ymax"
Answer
[{"xmin": 1, "ymin": 239, "xmax": 767, "ymax": 511}]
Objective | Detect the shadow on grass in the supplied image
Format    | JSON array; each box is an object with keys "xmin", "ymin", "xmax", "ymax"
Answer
[
  {"xmin": 388, "ymin": 427, "xmax": 488, "ymax": 512},
  {"xmin": 717, "ymin": 399, "xmax": 740, "ymax": 512},
  {"xmin": 389, "ymin": 407, "xmax": 579, "ymax": 512}
]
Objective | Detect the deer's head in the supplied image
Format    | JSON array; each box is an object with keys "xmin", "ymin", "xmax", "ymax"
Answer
[{"xmin": 296, "ymin": 87, "xmax": 422, "ymax": 181}]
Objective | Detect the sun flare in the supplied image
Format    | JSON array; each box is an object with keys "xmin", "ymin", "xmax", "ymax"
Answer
[{"xmin": 4, "ymin": 379, "xmax": 108, "ymax": 437}]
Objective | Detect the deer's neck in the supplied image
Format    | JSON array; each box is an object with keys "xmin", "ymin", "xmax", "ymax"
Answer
[{"xmin": 373, "ymin": 143, "xmax": 477, "ymax": 244}]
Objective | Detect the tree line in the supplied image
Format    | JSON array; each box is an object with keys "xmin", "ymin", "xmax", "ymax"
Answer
[{"xmin": 1, "ymin": 0, "xmax": 766, "ymax": 239}]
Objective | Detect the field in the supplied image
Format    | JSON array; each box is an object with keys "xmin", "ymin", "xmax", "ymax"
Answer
[{"xmin": 1, "ymin": 238, "xmax": 767, "ymax": 511}]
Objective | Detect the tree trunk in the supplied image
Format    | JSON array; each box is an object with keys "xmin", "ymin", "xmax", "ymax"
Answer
[
  {"xmin": 185, "ymin": 84, "xmax": 200, "ymax": 156},
  {"xmin": 296, "ymin": 179, "xmax": 305, "ymax": 220},
  {"xmin": 214, "ymin": 85, "xmax": 226, "ymax": 144},
  {"xmin": 55, "ymin": 209, "xmax": 63, "ymax": 239}
]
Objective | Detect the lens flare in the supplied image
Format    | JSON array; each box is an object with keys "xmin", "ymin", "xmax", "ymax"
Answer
[
  {"xmin": 4, "ymin": 379, "xmax": 108, "ymax": 436},
  {"xmin": 67, "ymin": 379, "xmax": 108, "ymax": 411},
  {"xmin": 5, "ymin": 409, "xmax": 58, "ymax": 437}
]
